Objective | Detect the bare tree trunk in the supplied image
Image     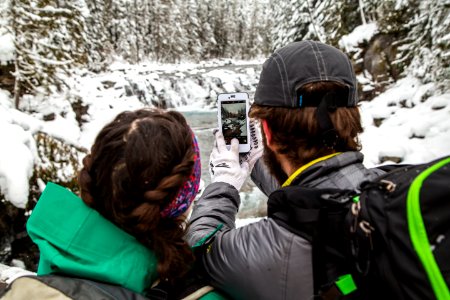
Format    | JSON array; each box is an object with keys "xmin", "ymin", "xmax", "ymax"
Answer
[
  {"xmin": 133, "ymin": 0, "xmax": 140, "ymax": 63},
  {"xmin": 13, "ymin": 60, "xmax": 21, "ymax": 110},
  {"xmin": 359, "ymin": 0, "xmax": 367, "ymax": 25}
]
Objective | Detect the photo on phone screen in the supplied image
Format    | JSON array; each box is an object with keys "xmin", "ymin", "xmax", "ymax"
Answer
[{"xmin": 220, "ymin": 100, "xmax": 248, "ymax": 145}]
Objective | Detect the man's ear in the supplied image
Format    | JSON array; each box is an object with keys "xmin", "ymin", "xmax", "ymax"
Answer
[{"xmin": 262, "ymin": 119, "xmax": 273, "ymax": 146}]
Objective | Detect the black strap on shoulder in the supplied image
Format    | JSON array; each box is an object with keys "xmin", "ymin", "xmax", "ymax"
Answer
[
  {"xmin": 146, "ymin": 281, "xmax": 170, "ymax": 300},
  {"xmin": 145, "ymin": 256, "xmax": 214, "ymax": 300},
  {"xmin": 268, "ymin": 185, "xmax": 357, "ymax": 297}
]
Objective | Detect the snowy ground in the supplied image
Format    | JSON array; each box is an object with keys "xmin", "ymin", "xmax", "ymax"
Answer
[
  {"xmin": 359, "ymin": 77, "xmax": 450, "ymax": 166},
  {"xmin": 1, "ymin": 61, "xmax": 450, "ymax": 209},
  {"xmin": 0, "ymin": 60, "xmax": 261, "ymax": 208},
  {"xmin": 1, "ymin": 21, "xmax": 449, "ymax": 211},
  {"xmin": 0, "ymin": 59, "xmax": 449, "ymax": 282},
  {"xmin": 0, "ymin": 263, "xmax": 34, "ymax": 284}
]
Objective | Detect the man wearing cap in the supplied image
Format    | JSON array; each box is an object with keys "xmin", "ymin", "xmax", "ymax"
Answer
[{"xmin": 187, "ymin": 41, "xmax": 383, "ymax": 299}]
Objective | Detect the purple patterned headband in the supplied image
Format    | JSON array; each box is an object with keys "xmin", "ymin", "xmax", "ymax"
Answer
[{"xmin": 160, "ymin": 133, "xmax": 201, "ymax": 219}]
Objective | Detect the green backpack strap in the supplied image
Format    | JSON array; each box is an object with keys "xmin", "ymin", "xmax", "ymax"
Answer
[{"xmin": 407, "ymin": 157, "xmax": 450, "ymax": 300}]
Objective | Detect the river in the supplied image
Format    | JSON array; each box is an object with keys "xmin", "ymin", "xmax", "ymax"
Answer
[{"xmin": 181, "ymin": 110, "xmax": 267, "ymax": 219}]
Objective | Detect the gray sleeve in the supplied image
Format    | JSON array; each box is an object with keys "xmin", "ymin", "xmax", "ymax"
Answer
[
  {"xmin": 250, "ymin": 158, "xmax": 280, "ymax": 197},
  {"xmin": 187, "ymin": 182, "xmax": 313, "ymax": 299},
  {"xmin": 200, "ymin": 219, "xmax": 313, "ymax": 299},
  {"xmin": 187, "ymin": 182, "xmax": 240, "ymax": 247}
]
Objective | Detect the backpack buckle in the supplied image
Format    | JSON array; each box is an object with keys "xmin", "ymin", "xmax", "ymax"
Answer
[
  {"xmin": 380, "ymin": 180, "xmax": 396, "ymax": 192},
  {"xmin": 349, "ymin": 199, "xmax": 374, "ymax": 276}
]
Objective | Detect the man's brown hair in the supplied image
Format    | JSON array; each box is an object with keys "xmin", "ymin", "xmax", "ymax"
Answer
[{"xmin": 250, "ymin": 82, "xmax": 363, "ymax": 171}]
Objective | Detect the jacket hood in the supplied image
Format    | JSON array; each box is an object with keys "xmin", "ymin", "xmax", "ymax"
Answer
[{"xmin": 27, "ymin": 182, "xmax": 158, "ymax": 294}]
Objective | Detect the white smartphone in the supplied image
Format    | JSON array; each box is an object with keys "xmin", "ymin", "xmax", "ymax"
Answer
[{"xmin": 217, "ymin": 92, "xmax": 250, "ymax": 153}]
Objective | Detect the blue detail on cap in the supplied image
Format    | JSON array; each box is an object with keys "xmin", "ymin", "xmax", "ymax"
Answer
[{"xmin": 299, "ymin": 95, "xmax": 303, "ymax": 107}]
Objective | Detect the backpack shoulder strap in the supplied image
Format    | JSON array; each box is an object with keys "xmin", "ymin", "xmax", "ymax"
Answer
[
  {"xmin": 1, "ymin": 276, "xmax": 71, "ymax": 300},
  {"xmin": 267, "ymin": 185, "xmax": 354, "ymax": 241},
  {"xmin": 267, "ymin": 185, "xmax": 359, "ymax": 296},
  {"xmin": 2, "ymin": 275, "xmax": 151, "ymax": 300},
  {"xmin": 147, "ymin": 260, "xmax": 227, "ymax": 300}
]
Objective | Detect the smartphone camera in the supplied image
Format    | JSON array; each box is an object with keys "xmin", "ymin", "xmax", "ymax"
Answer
[{"xmin": 217, "ymin": 93, "xmax": 250, "ymax": 153}]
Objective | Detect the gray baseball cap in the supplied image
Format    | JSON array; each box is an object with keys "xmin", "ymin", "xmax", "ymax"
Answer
[{"xmin": 254, "ymin": 40, "xmax": 358, "ymax": 107}]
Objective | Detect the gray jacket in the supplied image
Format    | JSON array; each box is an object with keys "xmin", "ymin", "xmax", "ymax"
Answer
[{"xmin": 187, "ymin": 152, "xmax": 384, "ymax": 300}]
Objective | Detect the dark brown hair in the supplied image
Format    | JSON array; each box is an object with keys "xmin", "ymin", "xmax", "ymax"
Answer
[
  {"xmin": 250, "ymin": 82, "xmax": 363, "ymax": 170},
  {"xmin": 78, "ymin": 108, "xmax": 195, "ymax": 282}
]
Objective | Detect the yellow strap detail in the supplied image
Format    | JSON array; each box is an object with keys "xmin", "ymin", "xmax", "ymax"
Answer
[{"xmin": 282, "ymin": 152, "xmax": 342, "ymax": 187}]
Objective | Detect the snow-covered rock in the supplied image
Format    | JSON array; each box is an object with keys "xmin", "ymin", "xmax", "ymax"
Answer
[{"xmin": 0, "ymin": 263, "xmax": 35, "ymax": 285}]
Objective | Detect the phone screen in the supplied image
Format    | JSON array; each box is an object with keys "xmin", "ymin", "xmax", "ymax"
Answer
[{"xmin": 221, "ymin": 100, "xmax": 248, "ymax": 145}]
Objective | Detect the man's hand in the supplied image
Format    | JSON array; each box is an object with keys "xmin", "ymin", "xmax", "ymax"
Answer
[
  {"xmin": 209, "ymin": 132, "xmax": 249, "ymax": 191},
  {"xmin": 239, "ymin": 120, "xmax": 263, "ymax": 172}
]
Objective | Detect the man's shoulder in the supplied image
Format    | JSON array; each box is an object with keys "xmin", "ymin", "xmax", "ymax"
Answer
[{"xmin": 298, "ymin": 152, "xmax": 383, "ymax": 190}]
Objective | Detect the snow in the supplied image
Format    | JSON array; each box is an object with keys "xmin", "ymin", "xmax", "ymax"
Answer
[
  {"xmin": 236, "ymin": 217, "xmax": 263, "ymax": 228},
  {"xmin": 0, "ymin": 93, "xmax": 37, "ymax": 208},
  {"xmin": 0, "ymin": 32, "xmax": 14, "ymax": 64},
  {"xmin": 0, "ymin": 60, "xmax": 262, "ymax": 207},
  {"xmin": 0, "ymin": 59, "xmax": 449, "ymax": 214},
  {"xmin": 359, "ymin": 76, "xmax": 450, "ymax": 166},
  {"xmin": 339, "ymin": 23, "xmax": 378, "ymax": 53},
  {"xmin": 0, "ymin": 2, "xmax": 14, "ymax": 65},
  {"xmin": 0, "ymin": 122, "xmax": 35, "ymax": 209},
  {"xmin": 0, "ymin": 263, "xmax": 35, "ymax": 284},
  {"xmin": 0, "ymin": 59, "xmax": 449, "ymax": 288}
]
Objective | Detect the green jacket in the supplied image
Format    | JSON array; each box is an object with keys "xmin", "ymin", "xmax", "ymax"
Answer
[
  {"xmin": 27, "ymin": 182, "xmax": 158, "ymax": 294},
  {"xmin": 27, "ymin": 182, "xmax": 225, "ymax": 299}
]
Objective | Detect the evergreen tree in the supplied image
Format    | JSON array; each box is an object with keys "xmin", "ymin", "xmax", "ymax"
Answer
[
  {"xmin": 238, "ymin": 1, "xmax": 255, "ymax": 58},
  {"xmin": 130, "ymin": 0, "xmax": 145, "ymax": 63},
  {"xmin": 396, "ymin": 0, "xmax": 450, "ymax": 89},
  {"xmin": 183, "ymin": 0, "xmax": 202, "ymax": 60},
  {"xmin": 86, "ymin": 0, "xmax": 273, "ymax": 63},
  {"xmin": 222, "ymin": 0, "xmax": 239, "ymax": 58},
  {"xmin": 431, "ymin": 0, "xmax": 450, "ymax": 89},
  {"xmin": 258, "ymin": 1, "xmax": 273, "ymax": 56},
  {"xmin": 0, "ymin": 0, "xmax": 13, "ymax": 60},
  {"xmin": 168, "ymin": 0, "xmax": 189, "ymax": 62},
  {"xmin": 209, "ymin": 0, "xmax": 229, "ymax": 57},
  {"xmin": 313, "ymin": 0, "xmax": 362, "ymax": 46},
  {"xmin": 83, "ymin": 0, "xmax": 113, "ymax": 71},
  {"xmin": 377, "ymin": 0, "xmax": 419, "ymax": 36},
  {"xmin": 241, "ymin": 0, "xmax": 271, "ymax": 58},
  {"xmin": 196, "ymin": 0, "xmax": 216, "ymax": 60},
  {"xmin": 110, "ymin": 0, "xmax": 136, "ymax": 62},
  {"xmin": 10, "ymin": 0, "xmax": 89, "ymax": 108},
  {"xmin": 149, "ymin": 0, "xmax": 180, "ymax": 62},
  {"xmin": 271, "ymin": 0, "xmax": 316, "ymax": 50}
]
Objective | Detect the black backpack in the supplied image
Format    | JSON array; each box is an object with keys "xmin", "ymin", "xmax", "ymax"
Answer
[{"xmin": 267, "ymin": 155, "xmax": 450, "ymax": 300}]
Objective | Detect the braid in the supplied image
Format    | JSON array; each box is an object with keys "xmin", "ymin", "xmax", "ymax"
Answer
[
  {"xmin": 78, "ymin": 154, "xmax": 95, "ymax": 207},
  {"xmin": 142, "ymin": 150, "xmax": 194, "ymax": 205},
  {"xmin": 77, "ymin": 108, "xmax": 195, "ymax": 282}
]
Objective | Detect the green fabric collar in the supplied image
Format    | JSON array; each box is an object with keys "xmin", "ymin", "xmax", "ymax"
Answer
[{"xmin": 27, "ymin": 182, "xmax": 158, "ymax": 294}]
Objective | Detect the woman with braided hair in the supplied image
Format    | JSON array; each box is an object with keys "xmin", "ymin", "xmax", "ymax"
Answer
[{"xmin": 2, "ymin": 109, "xmax": 225, "ymax": 300}]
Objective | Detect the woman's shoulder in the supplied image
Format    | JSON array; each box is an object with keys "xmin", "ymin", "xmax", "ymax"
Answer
[{"xmin": 1, "ymin": 275, "xmax": 150, "ymax": 300}]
